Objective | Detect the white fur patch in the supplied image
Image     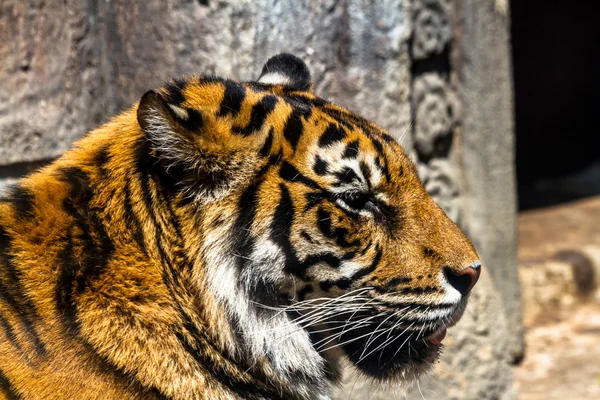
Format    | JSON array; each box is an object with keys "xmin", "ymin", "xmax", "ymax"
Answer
[
  {"xmin": 258, "ymin": 72, "xmax": 292, "ymax": 86},
  {"xmin": 168, "ymin": 104, "xmax": 189, "ymax": 120},
  {"xmin": 439, "ymin": 270, "xmax": 463, "ymax": 304},
  {"xmin": 201, "ymin": 226, "xmax": 329, "ymax": 398}
]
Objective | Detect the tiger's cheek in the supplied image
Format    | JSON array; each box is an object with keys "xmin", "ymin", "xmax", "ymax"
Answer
[{"xmin": 290, "ymin": 204, "xmax": 370, "ymax": 294}]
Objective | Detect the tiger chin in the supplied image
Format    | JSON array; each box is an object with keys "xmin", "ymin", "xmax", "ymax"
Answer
[{"xmin": 0, "ymin": 54, "xmax": 480, "ymax": 400}]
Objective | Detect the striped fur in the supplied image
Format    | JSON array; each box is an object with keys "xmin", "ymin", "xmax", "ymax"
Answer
[{"xmin": 0, "ymin": 54, "xmax": 479, "ymax": 399}]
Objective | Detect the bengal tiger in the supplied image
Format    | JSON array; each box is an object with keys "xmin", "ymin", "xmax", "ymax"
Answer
[{"xmin": 0, "ymin": 54, "xmax": 480, "ymax": 399}]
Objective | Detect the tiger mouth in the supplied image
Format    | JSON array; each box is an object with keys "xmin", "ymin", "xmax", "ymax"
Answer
[
  {"xmin": 287, "ymin": 288, "xmax": 468, "ymax": 380},
  {"xmin": 334, "ymin": 320, "xmax": 449, "ymax": 379},
  {"xmin": 303, "ymin": 297, "xmax": 467, "ymax": 380}
]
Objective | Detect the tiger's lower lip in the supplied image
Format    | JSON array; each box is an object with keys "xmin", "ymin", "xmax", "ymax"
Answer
[{"xmin": 426, "ymin": 328, "xmax": 447, "ymax": 345}]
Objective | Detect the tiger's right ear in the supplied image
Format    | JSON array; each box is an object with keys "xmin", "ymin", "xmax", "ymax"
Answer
[
  {"xmin": 136, "ymin": 89, "xmax": 261, "ymax": 200},
  {"xmin": 137, "ymin": 89, "xmax": 205, "ymax": 146},
  {"xmin": 137, "ymin": 89, "xmax": 209, "ymax": 171},
  {"xmin": 257, "ymin": 53, "xmax": 313, "ymax": 92}
]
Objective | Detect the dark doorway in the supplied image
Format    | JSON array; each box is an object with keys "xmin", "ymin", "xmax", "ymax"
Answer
[{"xmin": 511, "ymin": 0, "xmax": 600, "ymax": 210}]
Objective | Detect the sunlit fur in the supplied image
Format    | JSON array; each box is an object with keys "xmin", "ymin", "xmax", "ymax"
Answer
[{"xmin": 0, "ymin": 54, "xmax": 479, "ymax": 399}]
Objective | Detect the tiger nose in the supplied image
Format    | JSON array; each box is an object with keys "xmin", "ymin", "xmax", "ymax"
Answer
[{"xmin": 444, "ymin": 262, "xmax": 481, "ymax": 296}]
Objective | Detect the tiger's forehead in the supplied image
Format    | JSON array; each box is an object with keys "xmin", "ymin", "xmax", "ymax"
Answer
[
  {"xmin": 164, "ymin": 77, "xmax": 394, "ymax": 138},
  {"xmin": 160, "ymin": 76, "xmax": 406, "ymax": 187}
]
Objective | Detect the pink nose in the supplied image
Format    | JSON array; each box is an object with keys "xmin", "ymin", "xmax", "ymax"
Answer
[{"xmin": 444, "ymin": 262, "xmax": 481, "ymax": 296}]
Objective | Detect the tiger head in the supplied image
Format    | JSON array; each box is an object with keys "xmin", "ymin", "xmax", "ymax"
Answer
[{"xmin": 137, "ymin": 54, "xmax": 480, "ymax": 387}]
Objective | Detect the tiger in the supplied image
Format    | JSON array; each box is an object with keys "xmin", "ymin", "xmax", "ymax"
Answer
[{"xmin": 0, "ymin": 53, "xmax": 480, "ymax": 400}]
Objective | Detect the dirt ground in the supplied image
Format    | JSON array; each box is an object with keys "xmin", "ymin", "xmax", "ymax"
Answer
[
  {"xmin": 515, "ymin": 303, "xmax": 600, "ymax": 399},
  {"xmin": 515, "ymin": 196, "xmax": 600, "ymax": 399}
]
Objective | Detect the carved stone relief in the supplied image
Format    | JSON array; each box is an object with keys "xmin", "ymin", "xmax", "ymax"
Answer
[
  {"xmin": 418, "ymin": 159, "xmax": 460, "ymax": 223},
  {"xmin": 413, "ymin": 73, "xmax": 460, "ymax": 160},
  {"xmin": 411, "ymin": 0, "xmax": 461, "ymax": 223},
  {"xmin": 412, "ymin": 0, "xmax": 452, "ymax": 60}
]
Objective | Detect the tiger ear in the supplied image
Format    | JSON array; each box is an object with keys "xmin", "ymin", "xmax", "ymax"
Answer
[
  {"xmin": 137, "ymin": 90, "xmax": 259, "ymax": 200},
  {"xmin": 137, "ymin": 89, "xmax": 207, "ymax": 168},
  {"xmin": 257, "ymin": 53, "xmax": 313, "ymax": 92}
]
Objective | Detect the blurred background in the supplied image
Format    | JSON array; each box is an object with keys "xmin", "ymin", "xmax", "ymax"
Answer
[{"xmin": 1, "ymin": 0, "xmax": 599, "ymax": 399}]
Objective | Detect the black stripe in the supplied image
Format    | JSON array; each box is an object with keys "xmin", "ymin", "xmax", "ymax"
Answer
[
  {"xmin": 304, "ymin": 191, "xmax": 324, "ymax": 212},
  {"xmin": 387, "ymin": 277, "xmax": 412, "ymax": 286},
  {"xmin": 359, "ymin": 239, "xmax": 372, "ymax": 256},
  {"xmin": 350, "ymin": 246, "xmax": 382, "ymax": 280},
  {"xmin": 342, "ymin": 140, "xmax": 360, "ymax": 159},
  {"xmin": 371, "ymin": 137, "xmax": 384, "ymax": 155},
  {"xmin": 176, "ymin": 108, "xmax": 204, "ymax": 133},
  {"xmin": 134, "ymin": 137, "xmax": 179, "ymax": 282},
  {"xmin": 359, "ymin": 161, "xmax": 372, "ymax": 186},
  {"xmin": 321, "ymin": 106, "xmax": 377, "ymax": 137},
  {"xmin": 3, "ymin": 185, "xmax": 35, "ymax": 220},
  {"xmin": 319, "ymin": 105, "xmax": 398, "ymax": 152},
  {"xmin": 373, "ymin": 156, "xmax": 392, "ymax": 183},
  {"xmin": 371, "ymin": 277, "xmax": 413, "ymax": 295},
  {"xmin": 397, "ymin": 286, "xmax": 439, "ymax": 295},
  {"xmin": 333, "ymin": 167, "xmax": 360, "ymax": 186},
  {"xmin": 283, "ymin": 105, "xmax": 310, "ymax": 150},
  {"xmin": 319, "ymin": 124, "xmax": 347, "ymax": 147},
  {"xmin": 218, "ymin": 81, "xmax": 245, "ymax": 117},
  {"xmin": 312, "ymin": 156, "xmax": 328, "ymax": 175},
  {"xmin": 292, "ymin": 94, "xmax": 329, "ymax": 108},
  {"xmin": 0, "ymin": 314, "xmax": 24, "ymax": 356},
  {"xmin": 258, "ymin": 128, "xmax": 274, "ymax": 158},
  {"xmin": 0, "ymin": 369, "xmax": 20, "ymax": 400},
  {"xmin": 378, "ymin": 131, "xmax": 397, "ymax": 144},
  {"xmin": 300, "ymin": 230, "xmax": 315, "ymax": 244},
  {"xmin": 123, "ymin": 180, "xmax": 148, "ymax": 257},
  {"xmin": 231, "ymin": 156, "xmax": 279, "ymax": 270},
  {"xmin": 55, "ymin": 231, "xmax": 80, "ymax": 334},
  {"xmin": 234, "ymin": 95, "xmax": 278, "ymax": 136},
  {"xmin": 316, "ymin": 207, "xmax": 356, "ymax": 248},
  {"xmin": 55, "ymin": 167, "xmax": 115, "ymax": 335},
  {"xmin": 303, "ymin": 253, "xmax": 343, "ymax": 269},
  {"xmin": 231, "ymin": 180, "xmax": 262, "ymax": 270},
  {"xmin": 297, "ymin": 285, "xmax": 314, "ymax": 300},
  {"xmin": 322, "ymin": 108, "xmax": 354, "ymax": 130},
  {"xmin": 0, "ymin": 226, "xmax": 47, "ymax": 357},
  {"xmin": 271, "ymin": 184, "xmax": 304, "ymax": 277},
  {"xmin": 366, "ymin": 137, "xmax": 393, "ymax": 183},
  {"xmin": 94, "ymin": 146, "xmax": 112, "ymax": 180},
  {"xmin": 279, "ymin": 162, "xmax": 322, "ymax": 190},
  {"xmin": 165, "ymin": 79, "xmax": 187, "ymax": 105},
  {"xmin": 319, "ymin": 277, "xmax": 350, "ymax": 291}
]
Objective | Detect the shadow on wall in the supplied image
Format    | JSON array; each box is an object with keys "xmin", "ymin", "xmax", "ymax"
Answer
[{"xmin": 511, "ymin": 0, "xmax": 600, "ymax": 210}]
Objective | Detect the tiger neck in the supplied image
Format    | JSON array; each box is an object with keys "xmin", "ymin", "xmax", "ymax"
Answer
[
  {"xmin": 43, "ymin": 129, "xmax": 335, "ymax": 399},
  {"xmin": 93, "ymin": 144, "xmax": 338, "ymax": 398},
  {"xmin": 178, "ymin": 200, "xmax": 340, "ymax": 398}
]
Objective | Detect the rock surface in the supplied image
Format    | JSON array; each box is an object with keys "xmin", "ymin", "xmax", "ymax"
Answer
[{"xmin": 0, "ymin": 1, "xmax": 521, "ymax": 398}]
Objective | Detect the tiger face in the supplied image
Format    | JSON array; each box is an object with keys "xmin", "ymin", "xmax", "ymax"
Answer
[{"xmin": 137, "ymin": 54, "xmax": 480, "ymax": 383}]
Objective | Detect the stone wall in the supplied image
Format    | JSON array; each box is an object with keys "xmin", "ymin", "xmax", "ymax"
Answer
[{"xmin": 0, "ymin": 1, "xmax": 522, "ymax": 398}]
